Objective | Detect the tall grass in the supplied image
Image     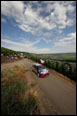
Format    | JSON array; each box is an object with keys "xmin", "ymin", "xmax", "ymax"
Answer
[{"xmin": 1, "ymin": 65, "xmax": 39, "ymax": 115}]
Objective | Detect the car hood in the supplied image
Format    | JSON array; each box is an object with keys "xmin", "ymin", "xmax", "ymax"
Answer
[{"xmin": 40, "ymin": 69, "xmax": 49, "ymax": 74}]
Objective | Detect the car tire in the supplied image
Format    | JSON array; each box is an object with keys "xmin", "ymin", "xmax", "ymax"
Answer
[{"xmin": 37, "ymin": 73, "xmax": 40, "ymax": 77}]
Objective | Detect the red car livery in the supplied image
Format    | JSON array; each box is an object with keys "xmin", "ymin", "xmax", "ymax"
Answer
[{"xmin": 32, "ymin": 63, "xmax": 49, "ymax": 77}]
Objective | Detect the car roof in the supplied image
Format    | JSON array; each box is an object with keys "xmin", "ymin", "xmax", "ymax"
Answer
[{"xmin": 33, "ymin": 63, "xmax": 42, "ymax": 66}]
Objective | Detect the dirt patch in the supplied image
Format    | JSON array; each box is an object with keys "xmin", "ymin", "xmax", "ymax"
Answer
[
  {"xmin": 50, "ymin": 69, "xmax": 76, "ymax": 88},
  {"xmin": 1, "ymin": 56, "xmax": 21, "ymax": 64},
  {"xmin": 1, "ymin": 59, "xmax": 25, "ymax": 71}
]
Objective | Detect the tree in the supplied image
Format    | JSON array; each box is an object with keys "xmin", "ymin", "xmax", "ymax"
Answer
[
  {"xmin": 44, "ymin": 60, "xmax": 48, "ymax": 67},
  {"xmin": 72, "ymin": 68, "xmax": 76, "ymax": 81},
  {"xmin": 55, "ymin": 62, "xmax": 59, "ymax": 71},
  {"xmin": 47, "ymin": 60, "xmax": 51, "ymax": 68},
  {"xmin": 67, "ymin": 64, "xmax": 72, "ymax": 79},
  {"xmin": 51, "ymin": 61, "xmax": 55, "ymax": 69},
  {"xmin": 61, "ymin": 63, "xmax": 66, "ymax": 75}
]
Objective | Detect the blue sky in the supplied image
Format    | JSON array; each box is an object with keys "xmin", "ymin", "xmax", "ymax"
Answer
[{"xmin": 1, "ymin": 1, "xmax": 76, "ymax": 54}]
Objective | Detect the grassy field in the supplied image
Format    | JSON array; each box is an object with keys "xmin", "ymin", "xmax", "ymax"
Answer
[
  {"xmin": 1, "ymin": 65, "xmax": 39, "ymax": 115},
  {"xmin": 37, "ymin": 53, "xmax": 76, "ymax": 61}
]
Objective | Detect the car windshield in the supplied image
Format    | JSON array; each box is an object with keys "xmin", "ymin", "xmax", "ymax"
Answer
[
  {"xmin": 38, "ymin": 66, "xmax": 45, "ymax": 70},
  {"xmin": 40, "ymin": 69, "xmax": 46, "ymax": 72}
]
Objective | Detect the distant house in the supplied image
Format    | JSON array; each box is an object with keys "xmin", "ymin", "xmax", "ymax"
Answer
[
  {"xmin": 11, "ymin": 56, "xmax": 14, "ymax": 60},
  {"xmin": 20, "ymin": 53, "xmax": 24, "ymax": 58},
  {"xmin": 15, "ymin": 57, "xmax": 18, "ymax": 60},
  {"xmin": 14, "ymin": 54, "xmax": 17, "ymax": 57},
  {"xmin": 1, "ymin": 54, "xmax": 3, "ymax": 57},
  {"xmin": 20, "ymin": 53, "xmax": 23, "ymax": 56}
]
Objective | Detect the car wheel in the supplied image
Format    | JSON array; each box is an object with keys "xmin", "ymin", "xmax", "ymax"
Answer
[{"xmin": 37, "ymin": 73, "xmax": 40, "ymax": 77}]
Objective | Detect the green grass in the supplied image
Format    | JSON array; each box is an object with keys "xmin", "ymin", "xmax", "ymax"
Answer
[
  {"xmin": 1, "ymin": 65, "xmax": 38, "ymax": 115},
  {"xmin": 37, "ymin": 53, "xmax": 76, "ymax": 61}
]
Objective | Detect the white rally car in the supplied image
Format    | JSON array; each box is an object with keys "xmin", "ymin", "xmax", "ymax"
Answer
[{"xmin": 32, "ymin": 63, "xmax": 50, "ymax": 77}]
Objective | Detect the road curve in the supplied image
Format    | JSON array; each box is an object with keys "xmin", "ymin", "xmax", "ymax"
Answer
[{"xmin": 1, "ymin": 59, "xmax": 76, "ymax": 115}]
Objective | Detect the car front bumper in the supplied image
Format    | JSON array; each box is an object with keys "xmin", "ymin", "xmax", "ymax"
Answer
[{"xmin": 40, "ymin": 72, "xmax": 49, "ymax": 77}]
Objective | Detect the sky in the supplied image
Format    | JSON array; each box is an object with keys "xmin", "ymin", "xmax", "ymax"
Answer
[{"xmin": 1, "ymin": 1, "xmax": 76, "ymax": 54}]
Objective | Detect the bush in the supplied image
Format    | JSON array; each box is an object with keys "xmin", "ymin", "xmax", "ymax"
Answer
[
  {"xmin": 59, "ymin": 63, "xmax": 66, "ymax": 75},
  {"xmin": 55, "ymin": 62, "xmax": 59, "ymax": 72},
  {"xmin": 44, "ymin": 60, "xmax": 49, "ymax": 67},
  {"xmin": 51, "ymin": 61, "xmax": 55, "ymax": 69},
  {"xmin": 66, "ymin": 64, "xmax": 76, "ymax": 81},
  {"xmin": 72, "ymin": 68, "xmax": 76, "ymax": 81}
]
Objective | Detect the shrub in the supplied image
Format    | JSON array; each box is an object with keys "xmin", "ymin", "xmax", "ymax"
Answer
[
  {"xmin": 55, "ymin": 62, "xmax": 59, "ymax": 72},
  {"xmin": 72, "ymin": 68, "xmax": 76, "ymax": 81},
  {"xmin": 51, "ymin": 61, "xmax": 55, "ymax": 69}
]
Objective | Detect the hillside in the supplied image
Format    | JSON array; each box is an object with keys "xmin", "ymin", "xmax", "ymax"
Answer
[
  {"xmin": 1, "ymin": 47, "xmax": 33, "ymax": 56},
  {"xmin": 1, "ymin": 47, "xmax": 76, "ymax": 61}
]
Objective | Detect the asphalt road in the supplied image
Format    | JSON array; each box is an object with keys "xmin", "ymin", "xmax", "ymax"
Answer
[{"xmin": 1, "ymin": 59, "xmax": 76, "ymax": 115}]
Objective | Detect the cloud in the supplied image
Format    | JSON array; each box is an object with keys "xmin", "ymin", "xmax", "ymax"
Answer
[
  {"xmin": 1, "ymin": 1, "xmax": 76, "ymax": 35},
  {"xmin": 43, "ymin": 1, "xmax": 76, "ymax": 30},
  {"xmin": 1, "ymin": 37, "xmax": 40, "ymax": 48},
  {"xmin": 41, "ymin": 38, "xmax": 52, "ymax": 43},
  {"xmin": 54, "ymin": 32, "xmax": 76, "ymax": 53},
  {"xmin": 1, "ymin": 36, "xmax": 52, "ymax": 54},
  {"xmin": 54, "ymin": 32, "xmax": 76, "ymax": 52},
  {"xmin": 1, "ymin": 1, "xmax": 76, "ymax": 53},
  {"xmin": 1, "ymin": 1, "xmax": 24, "ymax": 17},
  {"xmin": 1, "ymin": 32, "xmax": 76, "ymax": 53},
  {"xmin": 67, "ymin": 4, "xmax": 75, "ymax": 13},
  {"xmin": 1, "ymin": 18, "xmax": 7, "ymax": 23}
]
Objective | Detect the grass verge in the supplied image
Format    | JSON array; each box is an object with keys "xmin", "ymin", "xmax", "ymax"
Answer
[{"xmin": 1, "ymin": 65, "xmax": 39, "ymax": 115}]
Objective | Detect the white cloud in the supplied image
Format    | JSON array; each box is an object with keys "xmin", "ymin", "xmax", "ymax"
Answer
[
  {"xmin": 68, "ymin": 32, "xmax": 76, "ymax": 38},
  {"xmin": 1, "ymin": 1, "xmax": 76, "ymax": 53},
  {"xmin": 1, "ymin": 18, "xmax": 7, "ymax": 23},
  {"xmin": 54, "ymin": 32, "xmax": 76, "ymax": 52},
  {"xmin": 1, "ymin": 36, "xmax": 53, "ymax": 54},
  {"xmin": 54, "ymin": 32, "xmax": 76, "ymax": 53},
  {"xmin": 57, "ymin": 30, "xmax": 63, "ymax": 34},
  {"xmin": 1, "ymin": 1, "xmax": 55, "ymax": 34},
  {"xmin": 1, "ymin": 1, "xmax": 24, "ymax": 17},
  {"xmin": 1, "ymin": 1, "xmax": 76, "ymax": 35},
  {"xmin": 67, "ymin": 4, "xmax": 75, "ymax": 13},
  {"xmin": 41, "ymin": 38, "xmax": 52, "ymax": 43},
  {"xmin": 43, "ymin": 1, "xmax": 76, "ymax": 30},
  {"xmin": 1, "ymin": 31, "xmax": 76, "ymax": 53},
  {"xmin": 1, "ymin": 38, "xmax": 40, "ymax": 48}
]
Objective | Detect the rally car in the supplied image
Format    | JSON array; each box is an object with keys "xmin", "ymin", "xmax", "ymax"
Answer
[{"xmin": 32, "ymin": 63, "xmax": 49, "ymax": 77}]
